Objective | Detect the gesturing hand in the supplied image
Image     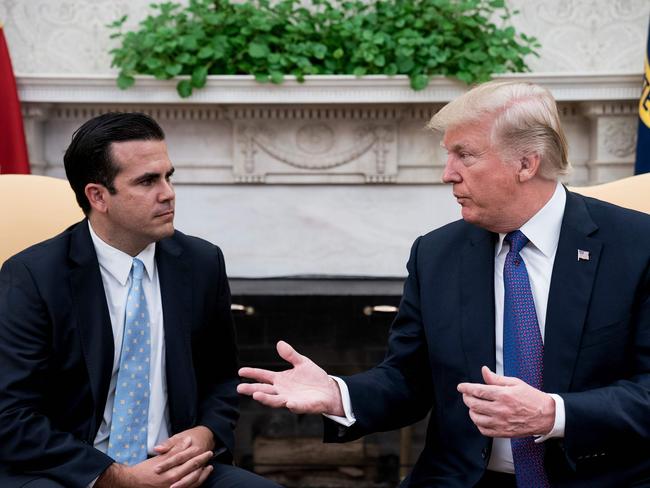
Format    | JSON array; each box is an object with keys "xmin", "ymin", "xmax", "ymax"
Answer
[
  {"xmin": 237, "ymin": 340, "xmax": 344, "ymax": 416},
  {"xmin": 457, "ymin": 366, "xmax": 555, "ymax": 438}
]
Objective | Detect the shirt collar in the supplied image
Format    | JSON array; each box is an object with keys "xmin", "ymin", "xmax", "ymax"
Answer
[
  {"xmin": 88, "ymin": 221, "xmax": 156, "ymax": 286},
  {"xmin": 495, "ymin": 181, "xmax": 566, "ymax": 257}
]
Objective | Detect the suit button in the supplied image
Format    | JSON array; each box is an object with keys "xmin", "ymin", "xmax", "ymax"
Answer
[{"xmin": 481, "ymin": 448, "xmax": 488, "ymax": 460}]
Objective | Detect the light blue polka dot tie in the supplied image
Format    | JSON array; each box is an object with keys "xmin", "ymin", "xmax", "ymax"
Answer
[
  {"xmin": 503, "ymin": 231, "xmax": 550, "ymax": 487},
  {"xmin": 107, "ymin": 258, "xmax": 151, "ymax": 465}
]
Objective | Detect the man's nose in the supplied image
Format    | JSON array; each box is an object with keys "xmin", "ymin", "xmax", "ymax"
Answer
[
  {"xmin": 160, "ymin": 180, "xmax": 175, "ymax": 201},
  {"xmin": 442, "ymin": 156, "xmax": 461, "ymax": 184}
]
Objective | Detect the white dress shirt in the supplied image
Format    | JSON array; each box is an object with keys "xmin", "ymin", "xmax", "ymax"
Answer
[
  {"xmin": 328, "ymin": 182, "xmax": 568, "ymax": 473},
  {"xmin": 488, "ymin": 181, "xmax": 566, "ymax": 472},
  {"xmin": 88, "ymin": 222, "xmax": 171, "ymax": 456}
]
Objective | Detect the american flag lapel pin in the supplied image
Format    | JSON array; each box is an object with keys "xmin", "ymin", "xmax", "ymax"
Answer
[{"xmin": 577, "ymin": 249, "xmax": 590, "ymax": 261}]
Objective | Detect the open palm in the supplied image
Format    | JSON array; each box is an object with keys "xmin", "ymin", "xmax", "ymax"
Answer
[{"xmin": 237, "ymin": 341, "xmax": 343, "ymax": 416}]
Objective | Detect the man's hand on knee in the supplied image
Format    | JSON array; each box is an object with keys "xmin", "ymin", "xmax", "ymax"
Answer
[{"xmin": 96, "ymin": 437, "xmax": 213, "ymax": 488}]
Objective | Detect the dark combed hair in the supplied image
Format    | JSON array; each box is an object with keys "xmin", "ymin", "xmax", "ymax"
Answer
[{"xmin": 63, "ymin": 112, "xmax": 165, "ymax": 215}]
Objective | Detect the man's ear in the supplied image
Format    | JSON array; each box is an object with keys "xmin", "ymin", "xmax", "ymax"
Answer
[
  {"xmin": 518, "ymin": 153, "xmax": 541, "ymax": 182},
  {"xmin": 85, "ymin": 183, "xmax": 109, "ymax": 214}
]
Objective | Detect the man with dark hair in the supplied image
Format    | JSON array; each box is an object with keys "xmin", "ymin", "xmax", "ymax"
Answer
[{"xmin": 0, "ymin": 112, "xmax": 280, "ymax": 488}]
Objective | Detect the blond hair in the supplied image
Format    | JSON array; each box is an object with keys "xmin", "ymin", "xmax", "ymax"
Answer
[{"xmin": 428, "ymin": 80, "xmax": 570, "ymax": 179}]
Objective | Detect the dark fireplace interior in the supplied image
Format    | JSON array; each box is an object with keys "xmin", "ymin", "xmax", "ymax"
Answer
[{"xmin": 229, "ymin": 278, "xmax": 429, "ymax": 487}]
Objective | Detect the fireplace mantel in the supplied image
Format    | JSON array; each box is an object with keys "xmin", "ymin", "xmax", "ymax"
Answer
[{"xmin": 18, "ymin": 72, "xmax": 642, "ymax": 185}]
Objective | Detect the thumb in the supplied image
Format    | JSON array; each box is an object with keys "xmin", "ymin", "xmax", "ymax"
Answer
[
  {"xmin": 277, "ymin": 340, "xmax": 304, "ymax": 366},
  {"xmin": 154, "ymin": 437, "xmax": 173, "ymax": 453},
  {"xmin": 155, "ymin": 434, "xmax": 190, "ymax": 453},
  {"xmin": 481, "ymin": 366, "xmax": 518, "ymax": 386}
]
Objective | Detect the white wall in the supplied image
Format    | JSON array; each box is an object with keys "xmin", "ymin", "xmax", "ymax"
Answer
[{"xmin": 2, "ymin": 0, "xmax": 648, "ymax": 75}]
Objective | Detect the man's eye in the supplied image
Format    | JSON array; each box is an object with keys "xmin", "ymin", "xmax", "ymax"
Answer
[{"xmin": 141, "ymin": 179, "xmax": 153, "ymax": 186}]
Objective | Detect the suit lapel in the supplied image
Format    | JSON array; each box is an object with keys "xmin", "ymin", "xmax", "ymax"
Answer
[
  {"xmin": 156, "ymin": 236, "xmax": 195, "ymax": 432},
  {"xmin": 460, "ymin": 226, "xmax": 497, "ymax": 383},
  {"xmin": 544, "ymin": 190, "xmax": 601, "ymax": 393},
  {"xmin": 68, "ymin": 221, "xmax": 114, "ymax": 436}
]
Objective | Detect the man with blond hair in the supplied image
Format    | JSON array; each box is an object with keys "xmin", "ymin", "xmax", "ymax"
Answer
[{"xmin": 238, "ymin": 81, "xmax": 650, "ymax": 487}]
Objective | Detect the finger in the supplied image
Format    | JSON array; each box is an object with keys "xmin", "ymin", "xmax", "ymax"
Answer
[
  {"xmin": 170, "ymin": 463, "xmax": 213, "ymax": 488},
  {"xmin": 238, "ymin": 367, "xmax": 277, "ymax": 384},
  {"xmin": 196, "ymin": 465, "xmax": 214, "ymax": 486},
  {"xmin": 462, "ymin": 392, "xmax": 485, "ymax": 410},
  {"xmin": 237, "ymin": 382, "xmax": 277, "ymax": 396},
  {"xmin": 277, "ymin": 340, "xmax": 305, "ymax": 366},
  {"xmin": 252, "ymin": 391, "xmax": 288, "ymax": 408},
  {"xmin": 154, "ymin": 434, "xmax": 189, "ymax": 454},
  {"xmin": 482, "ymin": 366, "xmax": 519, "ymax": 387},
  {"xmin": 463, "ymin": 393, "xmax": 503, "ymax": 416},
  {"xmin": 457, "ymin": 382, "xmax": 500, "ymax": 401},
  {"xmin": 469, "ymin": 409, "xmax": 495, "ymax": 430},
  {"xmin": 154, "ymin": 444, "xmax": 202, "ymax": 474},
  {"xmin": 285, "ymin": 399, "xmax": 314, "ymax": 414},
  {"xmin": 166, "ymin": 450, "xmax": 213, "ymax": 483}
]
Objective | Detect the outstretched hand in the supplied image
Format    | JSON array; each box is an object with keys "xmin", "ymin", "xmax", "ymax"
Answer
[{"xmin": 237, "ymin": 341, "xmax": 344, "ymax": 416}]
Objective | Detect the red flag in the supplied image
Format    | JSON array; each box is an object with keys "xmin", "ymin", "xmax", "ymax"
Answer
[{"xmin": 0, "ymin": 24, "xmax": 29, "ymax": 174}]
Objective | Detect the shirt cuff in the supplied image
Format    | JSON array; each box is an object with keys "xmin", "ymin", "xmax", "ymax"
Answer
[
  {"xmin": 322, "ymin": 376, "xmax": 356, "ymax": 427},
  {"xmin": 87, "ymin": 477, "xmax": 98, "ymax": 488},
  {"xmin": 535, "ymin": 393, "xmax": 566, "ymax": 443}
]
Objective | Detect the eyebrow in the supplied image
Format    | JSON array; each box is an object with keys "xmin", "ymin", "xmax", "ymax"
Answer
[
  {"xmin": 441, "ymin": 142, "xmax": 469, "ymax": 152},
  {"xmin": 132, "ymin": 166, "xmax": 175, "ymax": 183}
]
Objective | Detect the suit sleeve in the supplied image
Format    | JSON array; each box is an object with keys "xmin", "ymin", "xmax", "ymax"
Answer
[
  {"xmin": 560, "ymin": 261, "xmax": 650, "ymax": 465},
  {"xmin": 193, "ymin": 246, "xmax": 239, "ymax": 456},
  {"xmin": 324, "ymin": 237, "xmax": 434, "ymax": 442},
  {"xmin": 0, "ymin": 258, "xmax": 113, "ymax": 487}
]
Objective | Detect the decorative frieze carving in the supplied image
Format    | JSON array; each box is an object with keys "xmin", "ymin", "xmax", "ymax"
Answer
[
  {"xmin": 602, "ymin": 118, "xmax": 637, "ymax": 158},
  {"xmin": 232, "ymin": 109, "xmax": 399, "ymax": 183},
  {"xmin": 17, "ymin": 76, "xmax": 640, "ymax": 186},
  {"xmin": 579, "ymin": 101, "xmax": 638, "ymax": 183}
]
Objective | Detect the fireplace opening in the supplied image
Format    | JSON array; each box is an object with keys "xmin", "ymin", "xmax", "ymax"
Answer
[{"xmin": 230, "ymin": 278, "xmax": 429, "ymax": 488}]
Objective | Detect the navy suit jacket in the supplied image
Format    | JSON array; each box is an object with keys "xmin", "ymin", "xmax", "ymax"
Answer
[
  {"xmin": 0, "ymin": 221, "xmax": 239, "ymax": 487},
  {"xmin": 324, "ymin": 190, "xmax": 650, "ymax": 487}
]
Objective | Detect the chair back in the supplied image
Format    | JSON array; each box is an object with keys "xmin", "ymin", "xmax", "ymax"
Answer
[
  {"xmin": 0, "ymin": 174, "xmax": 83, "ymax": 266},
  {"xmin": 569, "ymin": 173, "xmax": 650, "ymax": 215}
]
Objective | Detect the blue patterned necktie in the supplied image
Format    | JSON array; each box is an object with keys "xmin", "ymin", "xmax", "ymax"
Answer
[
  {"xmin": 107, "ymin": 258, "xmax": 151, "ymax": 465},
  {"xmin": 503, "ymin": 231, "xmax": 550, "ymax": 488}
]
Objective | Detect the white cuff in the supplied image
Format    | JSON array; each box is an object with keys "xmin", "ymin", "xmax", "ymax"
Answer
[
  {"xmin": 87, "ymin": 477, "xmax": 98, "ymax": 488},
  {"xmin": 535, "ymin": 393, "xmax": 566, "ymax": 443},
  {"xmin": 322, "ymin": 376, "xmax": 356, "ymax": 427}
]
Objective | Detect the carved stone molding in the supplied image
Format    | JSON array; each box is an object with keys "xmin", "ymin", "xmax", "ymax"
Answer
[
  {"xmin": 16, "ymin": 73, "xmax": 644, "ymax": 105},
  {"xmin": 17, "ymin": 75, "xmax": 640, "ymax": 186},
  {"xmin": 232, "ymin": 110, "xmax": 398, "ymax": 183},
  {"xmin": 580, "ymin": 100, "xmax": 638, "ymax": 118},
  {"xmin": 602, "ymin": 119, "xmax": 637, "ymax": 158},
  {"xmin": 576, "ymin": 101, "xmax": 638, "ymax": 182}
]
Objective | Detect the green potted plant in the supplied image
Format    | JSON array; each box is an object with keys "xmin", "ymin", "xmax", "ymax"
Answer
[{"xmin": 109, "ymin": 0, "xmax": 539, "ymax": 98}]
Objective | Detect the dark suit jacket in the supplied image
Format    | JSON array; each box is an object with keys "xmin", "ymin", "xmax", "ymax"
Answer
[
  {"xmin": 324, "ymin": 190, "xmax": 650, "ymax": 487},
  {"xmin": 0, "ymin": 221, "xmax": 239, "ymax": 487}
]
